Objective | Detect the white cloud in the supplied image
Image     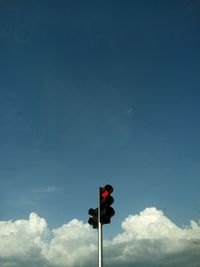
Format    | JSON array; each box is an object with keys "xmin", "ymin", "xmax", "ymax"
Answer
[
  {"xmin": 42, "ymin": 219, "xmax": 97, "ymax": 267},
  {"xmin": 106, "ymin": 208, "xmax": 200, "ymax": 266},
  {"xmin": 33, "ymin": 186, "xmax": 59, "ymax": 194},
  {"xmin": 0, "ymin": 208, "xmax": 200, "ymax": 267}
]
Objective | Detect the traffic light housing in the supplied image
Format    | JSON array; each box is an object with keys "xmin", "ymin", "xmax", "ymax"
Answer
[
  {"xmin": 88, "ymin": 208, "xmax": 98, "ymax": 229},
  {"xmin": 88, "ymin": 184, "xmax": 115, "ymax": 229},
  {"xmin": 100, "ymin": 184, "xmax": 115, "ymax": 225}
]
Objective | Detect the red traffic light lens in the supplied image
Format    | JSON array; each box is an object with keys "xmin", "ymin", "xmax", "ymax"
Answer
[
  {"xmin": 102, "ymin": 190, "xmax": 109, "ymax": 198},
  {"xmin": 101, "ymin": 184, "xmax": 113, "ymax": 198}
]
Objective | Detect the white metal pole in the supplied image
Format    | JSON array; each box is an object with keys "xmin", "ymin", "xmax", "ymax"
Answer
[{"xmin": 98, "ymin": 187, "xmax": 103, "ymax": 267}]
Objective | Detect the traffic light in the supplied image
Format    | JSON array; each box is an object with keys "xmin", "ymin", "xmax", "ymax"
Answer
[
  {"xmin": 88, "ymin": 208, "xmax": 98, "ymax": 229},
  {"xmin": 88, "ymin": 185, "xmax": 115, "ymax": 267},
  {"xmin": 100, "ymin": 184, "xmax": 115, "ymax": 225},
  {"xmin": 88, "ymin": 184, "xmax": 115, "ymax": 229}
]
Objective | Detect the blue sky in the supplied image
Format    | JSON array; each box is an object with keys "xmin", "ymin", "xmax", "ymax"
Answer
[{"xmin": 0, "ymin": 0, "xmax": 200, "ymax": 245}]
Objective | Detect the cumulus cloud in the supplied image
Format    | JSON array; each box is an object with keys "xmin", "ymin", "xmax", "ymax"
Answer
[
  {"xmin": 0, "ymin": 208, "xmax": 200, "ymax": 267},
  {"xmin": 106, "ymin": 208, "xmax": 200, "ymax": 267}
]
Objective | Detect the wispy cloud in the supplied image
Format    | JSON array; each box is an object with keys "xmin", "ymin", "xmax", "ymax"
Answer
[
  {"xmin": 33, "ymin": 186, "xmax": 59, "ymax": 194},
  {"xmin": 124, "ymin": 107, "xmax": 133, "ymax": 116},
  {"xmin": 0, "ymin": 207, "xmax": 200, "ymax": 267}
]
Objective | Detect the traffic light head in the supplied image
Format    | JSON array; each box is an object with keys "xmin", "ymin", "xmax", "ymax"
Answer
[
  {"xmin": 88, "ymin": 208, "xmax": 98, "ymax": 229},
  {"xmin": 100, "ymin": 184, "xmax": 115, "ymax": 225},
  {"xmin": 88, "ymin": 184, "xmax": 115, "ymax": 229}
]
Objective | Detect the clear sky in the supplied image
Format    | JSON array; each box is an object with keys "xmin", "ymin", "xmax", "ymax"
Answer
[{"xmin": 0, "ymin": 1, "xmax": 200, "ymax": 266}]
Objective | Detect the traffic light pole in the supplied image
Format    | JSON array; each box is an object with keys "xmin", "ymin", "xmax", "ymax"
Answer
[
  {"xmin": 98, "ymin": 187, "xmax": 103, "ymax": 267},
  {"xmin": 88, "ymin": 185, "xmax": 114, "ymax": 266}
]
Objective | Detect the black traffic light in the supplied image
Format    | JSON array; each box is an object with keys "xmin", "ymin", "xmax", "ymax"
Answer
[
  {"xmin": 88, "ymin": 184, "xmax": 115, "ymax": 229},
  {"xmin": 88, "ymin": 208, "xmax": 98, "ymax": 229},
  {"xmin": 100, "ymin": 184, "xmax": 115, "ymax": 225}
]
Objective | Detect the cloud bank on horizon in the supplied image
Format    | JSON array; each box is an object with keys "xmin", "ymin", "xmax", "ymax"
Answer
[{"xmin": 0, "ymin": 207, "xmax": 200, "ymax": 267}]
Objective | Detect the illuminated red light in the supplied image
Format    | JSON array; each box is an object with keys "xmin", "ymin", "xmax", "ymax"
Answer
[{"xmin": 102, "ymin": 190, "xmax": 109, "ymax": 198}]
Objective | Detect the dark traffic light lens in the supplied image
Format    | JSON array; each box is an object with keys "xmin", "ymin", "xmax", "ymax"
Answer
[
  {"xmin": 106, "ymin": 207, "xmax": 115, "ymax": 217},
  {"xmin": 88, "ymin": 208, "xmax": 98, "ymax": 216},
  {"xmin": 88, "ymin": 218, "xmax": 93, "ymax": 224},
  {"xmin": 105, "ymin": 195, "xmax": 114, "ymax": 205},
  {"xmin": 88, "ymin": 218, "xmax": 98, "ymax": 229}
]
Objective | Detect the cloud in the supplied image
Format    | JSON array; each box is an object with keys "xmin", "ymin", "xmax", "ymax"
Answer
[
  {"xmin": 106, "ymin": 208, "xmax": 200, "ymax": 267},
  {"xmin": 0, "ymin": 208, "xmax": 200, "ymax": 267},
  {"xmin": 124, "ymin": 107, "xmax": 133, "ymax": 116},
  {"xmin": 33, "ymin": 186, "xmax": 59, "ymax": 194}
]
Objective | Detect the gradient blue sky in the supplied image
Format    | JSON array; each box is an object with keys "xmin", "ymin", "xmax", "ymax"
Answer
[{"xmin": 0, "ymin": 0, "xmax": 200, "ymax": 237}]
